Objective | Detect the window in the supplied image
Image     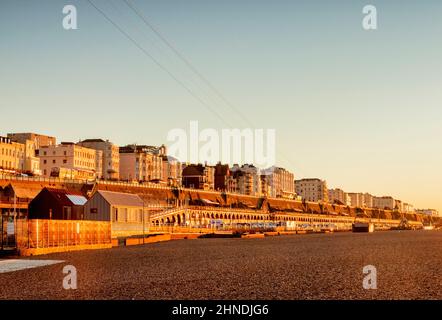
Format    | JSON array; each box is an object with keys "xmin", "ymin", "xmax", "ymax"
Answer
[
  {"xmin": 43, "ymin": 160, "xmax": 47, "ymax": 164},
  {"xmin": 52, "ymin": 159, "xmax": 56, "ymax": 164},
  {"xmin": 63, "ymin": 160, "xmax": 67, "ymax": 164}
]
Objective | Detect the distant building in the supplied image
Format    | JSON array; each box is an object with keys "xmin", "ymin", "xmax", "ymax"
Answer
[
  {"xmin": 363, "ymin": 193, "xmax": 374, "ymax": 208},
  {"xmin": 328, "ymin": 188, "xmax": 350, "ymax": 206},
  {"xmin": 348, "ymin": 192, "xmax": 365, "ymax": 208},
  {"xmin": 182, "ymin": 164, "xmax": 214, "ymax": 190},
  {"xmin": 373, "ymin": 196, "xmax": 395, "ymax": 210},
  {"xmin": 260, "ymin": 166, "xmax": 295, "ymax": 198},
  {"xmin": 231, "ymin": 164, "xmax": 261, "ymax": 196},
  {"xmin": 402, "ymin": 203, "xmax": 414, "ymax": 213},
  {"xmin": 4, "ymin": 135, "xmax": 42, "ymax": 176},
  {"xmin": 7, "ymin": 132, "xmax": 56, "ymax": 150},
  {"xmin": 394, "ymin": 199, "xmax": 403, "ymax": 212},
  {"xmin": 214, "ymin": 162, "xmax": 236, "ymax": 192},
  {"xmin": 119, "ymin": 145, "xmax": 163, "ymax": 182},
  {"xmin": 415, "ymin": 209, "xmax": 439, "ymax": 217},
  {"xmin": 0, "ymin": 136, "xmax": 25, "ymax": 175},
  {"xmin": 78, "ymin": 139, "xmax": 120, "ymax": 180},
  {"xmin": 39, "ymin": 142, "xmax": 102, "ymax": 180},
  {"xmin": 29, "ymin": 188, "xmax": 87, "ymax": 220},
  {"xmin": 161, "ymin": 155, "xmax": 182, "ymax": 187},
  {"xmin": 295, "ymin": 178, "xmax": 328, "ymax": 203}
]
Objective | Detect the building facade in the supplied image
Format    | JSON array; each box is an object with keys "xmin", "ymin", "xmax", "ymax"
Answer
[
  {"xmin": 295, "ymin": 178, "xmax": 328, "ymax": 203},
  {"xmin": 402, "ymin": 203, "xmax": 414, "ymax": 213},
  {"xmin": 161, "ymin": 155, "xmax": 182, "ymax": 187},
  {"xmin": 231, "ymin": 164, "xmax": 261, "ymax": 196},
  {"xmin": 260, "ymin": 166, "xmax": 295, "ymax": 198},
  {"xmin": 39, "ymin": 142, "xmax": 102, "ymax": 180},
  {"xmin": 328, "ymin": 188, "xmax": 350, "ymax": 206},
  {"xmin": 7, "ymin": 132, "xmax": 56, "ymax": 150},
  {"xmin": 119, "ymin": 145, "xmax": 163, "ymax": 182},
  {"xmin": 0, "ymin": 136, "xmax": 25, "ymax": 174},
  {"xmin": 363, "ymin": 193, "xmax": 374, "ymax": 208},
  {"xmin": 78, "ymin": 139, "xmax": 120, "ymax": 180},
  {"xmin": 182, "ymin": 164, "xmax": 214, "ymax": 190},
  {"xmin": 214, "ymin": 162, "xmax": 236, "ymax": 193},
  {"xmin": 348, "ymin": 192, "xmax": 365, "ymax": 208},
  {"xmin": 373, "ymin": 196, "xmax": 395, "ymax": 210},
  {"xmin": 415, "ymin": 209, "xmax": 439, "ymax": 217}
]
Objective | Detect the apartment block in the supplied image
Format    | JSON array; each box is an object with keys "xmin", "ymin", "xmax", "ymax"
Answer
[
  {"xmin": 328, "ymin": 188, "xmax": 350, "ymax": 206},
  {"xmin": 260, "ymin": 166, "xmax": 295, "ymax": 198},
  {"xmin": 161, "ymin": 155, "xmax": 182, "ymax": 187},
  {"xmin": 295, "ymin": 178, "xmax": 328, "ymax": 203},
  {"xmin": 39, "ymin": 142, "xmax": 102, "ymax": 180},
  {"xmin": 363, "ymin": 193, "xmax": 374, "ymax": 208},
  {"xmin": 7, "ymin": 132, "xmax": 56, "ymax": 150},
  {"xmin": 119, "ymin": 145, "xmax": 163, "ymax": 182},
  {"xmin": 402, "ymin": 203, "xmax": 414, "ymax": 213},
  {"xmin": 0, "ymin": 136, "xmax": 25, "ymax": 174},
  {"xmin": 415, "ymin": 209, "xmax": 439, "ymax": 217},
  {"xmin": 231, "ymin": 164, "xmax": 261, "ymax": 196},
  {"xmin": 78, "ymin": 139, "xmax": 120, "ymax": 180},
  {"xmin": 214, "ymin": 162, "xmax": 236, "ymax": 193},
  {"xmin": 348, "ymin": 192, "xmax": 365, "ymax": 208},
  {"xmin": 182, "ymin": 163, "xmax": 215, "ymax": 190},
  {"xmin": 394, "ymin": 199, "xmax": 403, "ymax": 212},
  {"xmin": 373, "ymin": 196, "xmax": 395, "ymax": 210}
]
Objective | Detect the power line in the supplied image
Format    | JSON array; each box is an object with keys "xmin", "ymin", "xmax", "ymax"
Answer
[
  {"xmin": 120, "ymin": 0, "xmax": 305, "ymax": 176},
  {"xmin": 88, "ymin": 0, "xmax": 305, "ymax": 177},
  {"xmin": 122, "ymin": 0, "xmax": 256, "ymax": 128},
  {"xmin": 86, "ymin": 0, "xmax": 233, "ymax": 128}
]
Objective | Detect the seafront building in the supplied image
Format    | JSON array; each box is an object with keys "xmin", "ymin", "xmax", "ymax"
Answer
[
  {"xmin": 78, "ymin": 139, "xmax": 120, "ymax": 180},
  {"xmin": 214, "ymin": 162, "xmax": 236, "ymax": 193},
  {"xmin": 415, "ymin": 209, "xmax": 439, "ymax": 217},
  {"xmin": 231, "ymin": 164, "xmax": 261, "ymax": 196},
  {"xmin": 0, "ymin": 132, "xmax": 429, "ymax": 214},
  {"xmin": 260, "ymin": 166, "xmax": 295, "ymax": 199},
  {"xmin": 7, "ymin": 132, "xmax": 56, "ymax": 150},
  {"xmin": 0, "ymin": 136, "xmax": 25, "ymax": 174},
  {"xmin": 182, "ymin": 163, "xmax": 215, "ymax": 190},
  {"xmin": 38, "ymin": 142, "xmax": 102, "ymax": 180},
  {"xmin": 348, "ymin": 192, "xmax": 365, "ymax": 208},
  {"xmin": 119, "ymin": 145, "xmax": 163, "ymax": 182},
  {"xmin": 161, "ymin": 155, "xmax": 182, "ymax": 187},
  {"xmin": 295, "ymin": 178, "xmax": 328, "ymax": 203},
  {"xmin": 373, "ymin": 196, "xmax": 395, "ymax": 210},
  {"xmin": 0, "ymin": 134, "xmax": 44, "ymax": 176},
  {"xmin": 363, "ymin": 193, "xmax": 374, "ymax": 208},
  {"xmin": 402, "ymin": 203, "xmax": 414, "ymax": 213},
  {"xmin": 6, "ymin": 132, "xmax": 57, "ymax": 176},
  {"xmin": 328, "ymin": 188, "xmax": 350, "ymax": 206}
]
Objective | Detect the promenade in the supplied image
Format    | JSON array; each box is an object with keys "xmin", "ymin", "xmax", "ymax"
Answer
[{"xmin": 1, "ymin": 230, "xmax": 441, "ymax": 300}]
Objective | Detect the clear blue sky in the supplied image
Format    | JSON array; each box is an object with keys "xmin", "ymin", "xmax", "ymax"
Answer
[{"xmin": 1, "ymin": 0, "xmax": 441, "ymax": 212}]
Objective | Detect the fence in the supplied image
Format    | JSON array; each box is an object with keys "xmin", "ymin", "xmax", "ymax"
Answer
[{"xmin": 15, "ymin": 219, "xmax": 111, "ymax": 250}]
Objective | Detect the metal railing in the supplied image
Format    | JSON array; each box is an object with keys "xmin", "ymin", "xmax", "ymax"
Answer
[{"xmin": 15, "ymin": 219, "xmax": 111, "ymax": 249}]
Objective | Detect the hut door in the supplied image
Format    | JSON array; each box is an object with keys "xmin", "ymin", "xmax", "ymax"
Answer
[{"xmin": 63, "ymin": 207, "xmax": 72, "ymax": 220}]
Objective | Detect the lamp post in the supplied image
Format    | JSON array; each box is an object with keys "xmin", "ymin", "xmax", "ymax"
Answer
[{"xmin": 142, "ymin": 199, "xmax": 146, "ymax": 244}]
